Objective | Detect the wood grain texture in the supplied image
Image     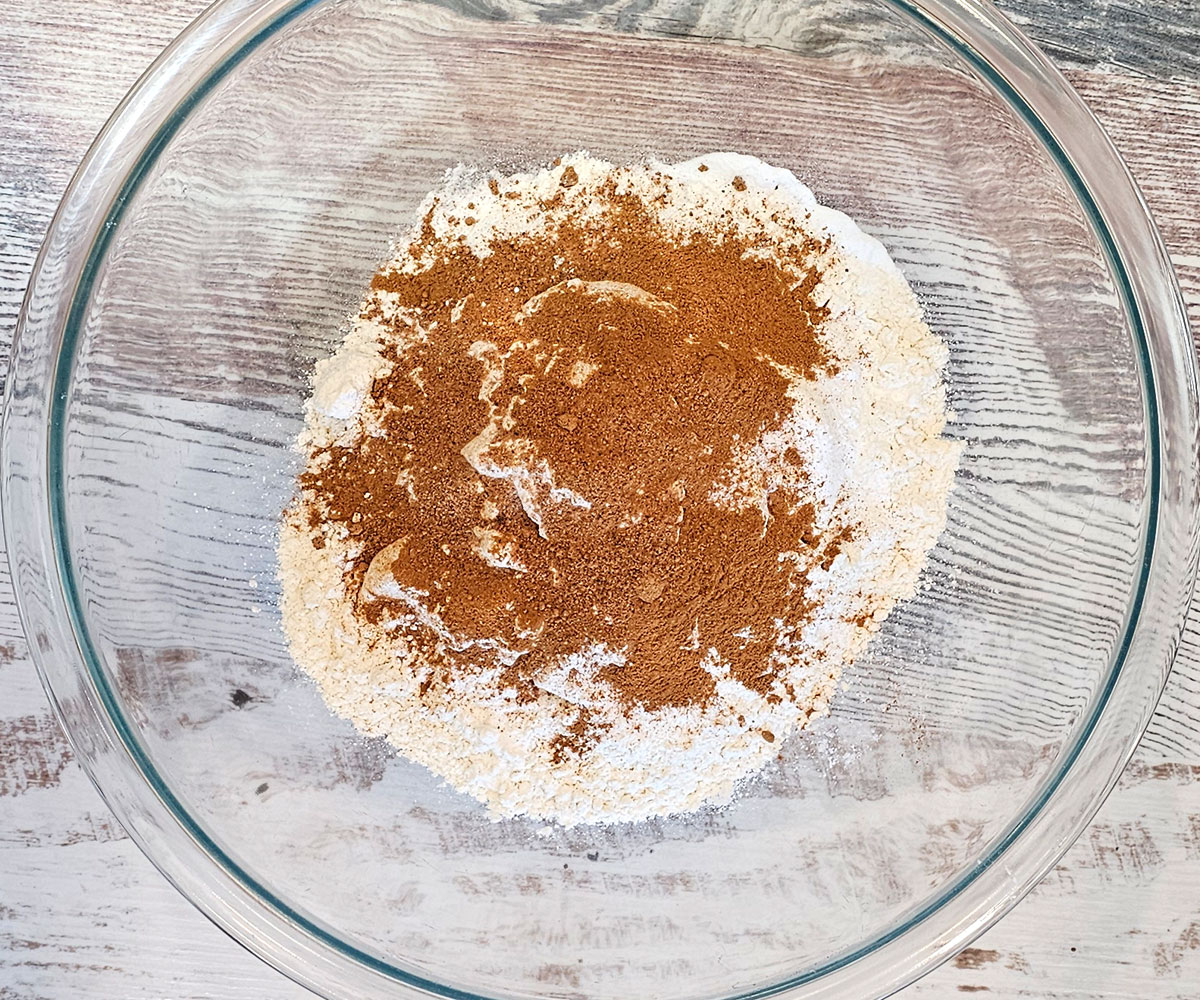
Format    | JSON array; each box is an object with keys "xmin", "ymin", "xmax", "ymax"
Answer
[
  {"xmin": 998, "ymin": 0, "xmax": 1200, "ymax": 80},
  {"xmin": 2, "ymin": 1, "xmax": 1200, "ymax": 998}
]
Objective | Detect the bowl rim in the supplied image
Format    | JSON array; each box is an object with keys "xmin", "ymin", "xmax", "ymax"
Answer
[{"xmin": 4, "ymin": 0, "xmax": 1198, "ymax": 998}]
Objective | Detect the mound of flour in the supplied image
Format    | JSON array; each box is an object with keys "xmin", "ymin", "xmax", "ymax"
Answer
[{"xmin": 278, "ymin": 152, "xmax": 960, "ymax": 826}]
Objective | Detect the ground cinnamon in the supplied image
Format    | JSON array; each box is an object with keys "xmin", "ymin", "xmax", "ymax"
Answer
[{"xmin": 300, "ymin": 177, "xmax": 842, "ymax": 735}]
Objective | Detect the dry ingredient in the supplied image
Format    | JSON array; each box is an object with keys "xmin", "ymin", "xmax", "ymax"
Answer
[{"xmin": 279, "ymin": 152, "xmax": 961, "ymax": 825}]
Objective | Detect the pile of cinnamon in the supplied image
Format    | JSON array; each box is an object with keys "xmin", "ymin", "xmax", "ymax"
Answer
[{"xmin": 300, "ymin": 170, "xmax": 845, "ymax": 742}]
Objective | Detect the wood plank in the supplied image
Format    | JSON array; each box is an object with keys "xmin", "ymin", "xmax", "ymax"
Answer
[{"xmin": 998, "ymin": 0, "xmax": 1200, "ymax": 80}]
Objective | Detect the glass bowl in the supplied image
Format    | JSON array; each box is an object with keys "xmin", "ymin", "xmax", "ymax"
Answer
[{"xmin": 4, "ymin": 0, "xmax": 1198, "ymax": 997}]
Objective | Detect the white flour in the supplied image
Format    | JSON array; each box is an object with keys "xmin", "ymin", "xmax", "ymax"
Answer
[{"xmin": 278, "ymin": 152, "xmax": 961, "ymax": 826}]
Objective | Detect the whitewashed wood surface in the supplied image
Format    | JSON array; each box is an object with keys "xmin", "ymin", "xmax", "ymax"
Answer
[{"xmin": 2, "ymin": 1, "xmax": 1200, "ymax": 997}]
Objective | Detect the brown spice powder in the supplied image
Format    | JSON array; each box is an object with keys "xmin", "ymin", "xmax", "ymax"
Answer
[{"xmin": 300, "ymin": 181, "xmax": 843, "ymax": 724}]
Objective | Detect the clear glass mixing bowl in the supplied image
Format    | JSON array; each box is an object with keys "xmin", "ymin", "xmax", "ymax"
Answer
[{"xmin": 4, "ymin": 0, "xmax": 1198, "ymax": 997}]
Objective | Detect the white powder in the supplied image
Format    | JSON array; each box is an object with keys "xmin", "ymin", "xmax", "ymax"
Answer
[{"xmin": 279, "ymin": 152, "xmax": 961, "ymax": 826}]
